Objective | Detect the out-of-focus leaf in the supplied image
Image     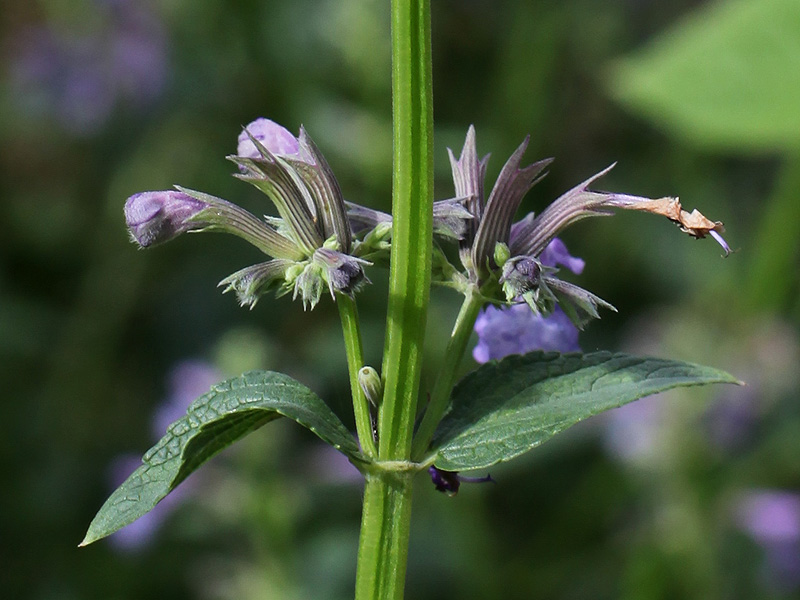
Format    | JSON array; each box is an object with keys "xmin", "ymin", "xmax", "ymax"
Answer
[
  {"xmin": 429, "ymin": 351, "xmax": 740, "ymax": 471},
  {"xmin": 608, "ymin": 0, "xmax": 800, "ymax": 151},
  {"xmin": 82, "ymin": 371, "xmax": 362, "ymax": 546},
  {"xmin": 747, "ymin": 155, "xmax": 800, "ymax": 311}
]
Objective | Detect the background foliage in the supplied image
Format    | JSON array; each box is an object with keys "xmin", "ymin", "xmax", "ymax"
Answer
[{"xmin": 2, "ymin": 0, "xmax": 799, "ymax": 598}]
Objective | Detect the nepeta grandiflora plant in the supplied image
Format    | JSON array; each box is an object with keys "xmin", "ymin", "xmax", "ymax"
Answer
[{"xmin": 83, "ymin": 2, "xmax": 738, "ymax": 599}]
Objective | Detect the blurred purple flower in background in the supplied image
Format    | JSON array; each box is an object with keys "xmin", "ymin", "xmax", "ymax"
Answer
[
  {"xmin": 602, "ymin": 394, "xmax": 665, "ymax": 464},
  {"xmin": 734, "ymin": 489, "xmax": 800, "ymax": 591},
  {"xmin": 472, "ymin": 237, "xmax": 583, "ymax": 363},
  {"xmin": 702, "ymin": 388, "xmax": 758, "ymax": 452},
  {"xmin": 108, "ymin": 360, "xmax": 220, "ymax": 551},
  {"xmin": 9, "ymin": 0, "xmax": 168, "ymax": 136},
  {"xmin": 151, "ymin": 361, "xmax": 222, "ymax": 439}
]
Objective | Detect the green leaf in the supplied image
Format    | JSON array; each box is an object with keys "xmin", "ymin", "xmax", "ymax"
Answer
[
  {"xmin": 608, "ymin": 0, "xmax": 800, "ymax": 152},
  {"xmin": 429, "ymin": 351, "xmax": 740, "ymax": 471},
  {"xmin": 82, "ymin": 371, "xmax": 363, "ymax": 546}
]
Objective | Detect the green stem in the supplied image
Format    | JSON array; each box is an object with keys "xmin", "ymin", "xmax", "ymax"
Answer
[
  {"xmin": 337, "ymin": 294, "xmax": 377, "ymax": 458},
  {"xmin": 354, "ymin": 472, "xmax": 415, "ymax": 600},
  {"xmin": 353, "ymin": 1, "xmax": 432, "ymax": 598},
  {"xmin": 378, "ymin": 0, "xmax": 433, "ymax": 460},
  {"xmin": 411, "ymin": 287, "xmax": 484, "ymax": 460}
]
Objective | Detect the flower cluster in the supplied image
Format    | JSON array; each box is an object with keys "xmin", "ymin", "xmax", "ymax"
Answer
[
  {"xmin": 438, "ymin": 126, "xmax": 730, "ymax": 360},
  {"xmin": 125, "ymin": 119, "xmax": 728, "ymax": 331},
  {"xmin": 125, "ymin": 118, "xmax": 369, "ymax": 309}
]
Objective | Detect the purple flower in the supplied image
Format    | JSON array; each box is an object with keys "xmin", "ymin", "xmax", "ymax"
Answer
[
  {"xmin": 602, "ymin": 395, "xmax": 665, "ymax": 463},
  {"xmin": 8, "ymin": 1, "xmax": 168, "ymax": 136},
  {"xmin": 233, "ymin": 118, "xmax": 351, "ymax": 255},
  {"xmin": 538, "ymin": 237, "xmax": 585, "ymax": 274},
  {"xmin": 124, "ymin": 188, "xmax": 304, "ymax": 259},
  {"xmin": 734, "ymin": 490, "xmax": 800, "ymax": 590},
  {"xmin": 472, "ymin": 236, "xmax": 587, "ymax": 363},
  {"xmin": 440, "ymin": 126, "xmax": 729, "ymax": 335},
  {"xmin": 735, "ymin": 491, "xmax": 800, "ymax": 545},
  {"xmin": 151, "ymin": 360, "xmax": 221, "ymax": 439},
  {"xmin": 124, "ymin": 190, "xmax": 209, "ymax": 247},
  {"xmin": 125, "ymin": 118, "xmax": 363, "ymax": 312},
  {"xmin": 473, "ymin": 304, "xmax": 580, "ymax": 363},
  {"xmin": 236, "ymin": 118, "xmax": 306, "ymax": 161}
]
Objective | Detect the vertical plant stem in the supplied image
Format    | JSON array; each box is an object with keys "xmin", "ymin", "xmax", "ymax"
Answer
[
  {"xmin": 337, "ymin": 294, "xmax": 377, "ymax": 458},
  {"xmin": 354, "ymin": 0, "xmax": 432, "ymax": 598},
  {"xmin": 378, "ymin": 0, "xmax": 434, "ymax": 460},
  {"xmin": 354, "ymin": 472, "xmax": 414, "ymax": 600},
  {"xmin": 411, "ymin": 287, "xmax": 483, "ymax": 460}
]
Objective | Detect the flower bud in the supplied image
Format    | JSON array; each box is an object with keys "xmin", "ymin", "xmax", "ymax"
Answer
[
  {"xmin": 293, "ymin": 262, "xmax": 325, "ymax": 310},
  {"xmin": 358, "ymin": 366, "xmax": 382, "ymax": 406},
  {"xmin": 124, "ymin": 190, "xmax": 209, "ymax": 247},
  {"xmin": 218, "ymin": 259, "xmax": 293, "ymax": 309},
  {"xmin": 313, "ymin": 248, "xmax": 370, "ymax": 298},
  {"xmin": 500, "ymin": 256, "xmax": 542, "ymax": 302},
  {"xmin": 237, "ymin": 117, "xmax": 306, "ymax": 162},
  {"xmin": 493, "ymin": 242, "xmax": 511, "ymax": 268}
]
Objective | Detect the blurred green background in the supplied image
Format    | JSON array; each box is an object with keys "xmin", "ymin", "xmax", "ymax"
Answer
[{"xmin": 2, "ymin": 0, "xmax": 799, "ymax": 598}]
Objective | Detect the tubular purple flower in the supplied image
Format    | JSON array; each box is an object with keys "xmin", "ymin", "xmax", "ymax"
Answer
[
  {"xmin": 473, "ymin": 303, "xmax": 580, "ymax": 363},
  {"xmin": 124, "ymin": 188, "xmax": 305, "ymax": 260},
  {"xmin": 236, "ymin": 117, "xmax": 306, "ymax": 162},
  {"xmin": 125, "ymin": 119, "xmax": 373, "ymax": 311},
  {"xmin": 232, "ymin": 141, "xmax": 323, "ymax": 254},
  {"xmin": 538, "ymin": 237, "xmax": 585, "ymax": 274},
  {"xmin": 233, "ymin": 119, "xmax": 352, "ymax": 253},
  {"xmin": 125, "ymin": 190, "xmax": 208, "ymax": 247}
]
